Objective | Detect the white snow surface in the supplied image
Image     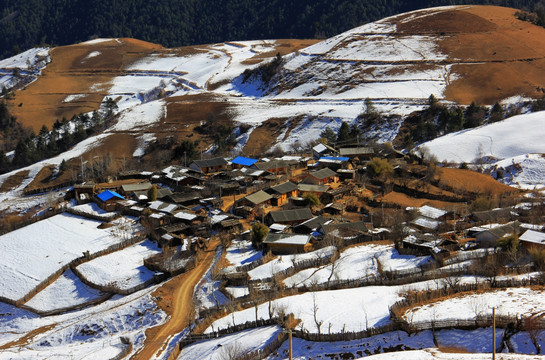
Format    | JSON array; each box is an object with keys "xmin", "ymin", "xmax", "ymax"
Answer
[
  {"xmin": 248, "ymin": 246, "xmax": 335, "ymax": 281},
  {"xmin": 23, "ymin": 269, "xmax": 107, "ymax": 313},
  {"xmin": 75, "ymin": 240, "xmax": 161, "ymax": 291},
  {"xmin": 284, "ymin": 243, "xmax": 432, "ymax": 288},
  {"xmin": 0, "ymin": 286, "xmax": 167, "ymax": 358},
  {"xmin": 0, "ymin": 213, "xmax": 129, "ymax": 302},
  {"xmin": 178, "ymin": 326, "xmax": 282, "ymax": 360},
  {"xmin": 404, "ymin": 287, "xmax": 545, "ymax": 324},
  {"xmin": 0, "ymin": 47, "xmax": 49, "ymax": 69},
  {"xmin": 423, "ymin": 111, "xmax": 545, "ymax": 164}
]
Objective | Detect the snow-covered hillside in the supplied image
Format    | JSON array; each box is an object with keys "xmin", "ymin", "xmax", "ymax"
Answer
[{"xmin": 422, "ymin": 110, "xmax": 545, "ymax": 187}]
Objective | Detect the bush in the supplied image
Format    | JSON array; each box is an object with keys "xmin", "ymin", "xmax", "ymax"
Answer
[
  {"xmin": 303, "ymin": 193, "xmax": 320, "ymax": 207},
  {"xmin": 366, "ymin": 157, "xmax": 393, "ymax": 178},
  {"xmin": 470, "ymin": 197, "xmax": 491, "ymax": 212},
  {"xmin": 497, "ymin": 234, "xmax": 519, "ymax": 253},
  {"xmin": 251, "ymin": 223, "xmax": 269, "ymax": 248}
]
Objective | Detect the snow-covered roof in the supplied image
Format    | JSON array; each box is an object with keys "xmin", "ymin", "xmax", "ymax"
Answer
[
  {"xmin": 416, "ymin": 205, "xmax": 447, "ymax": 219},
  {"xmin": 411, "ymin": 216, "xmax": 440, "ymax": 230},
  {"xmin": 519, "ymin": 229, "xmax": 545, "ymax": 245},
  {"xmin": 263, "ymin": 233, "xmax": 311, "ymax": 246}
]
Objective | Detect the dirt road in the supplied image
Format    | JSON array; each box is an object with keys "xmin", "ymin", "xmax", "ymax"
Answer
[{"xmin": 131, "ymin": 240, "xmax": 218, "ymax": 360}]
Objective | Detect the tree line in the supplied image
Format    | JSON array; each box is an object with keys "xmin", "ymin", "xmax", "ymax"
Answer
[{"xmin": 1, "ymin": 0, "xmax": 545, "ymax": 60}]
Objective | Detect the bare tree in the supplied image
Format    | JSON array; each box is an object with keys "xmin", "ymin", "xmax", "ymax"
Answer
[
  {"xmin": 327, "ymin": 250, "xmax": 340, "ymax": 288},
  {"xmin": 312, "ymin": 293, "xmax": 324, "ymax": 337}
]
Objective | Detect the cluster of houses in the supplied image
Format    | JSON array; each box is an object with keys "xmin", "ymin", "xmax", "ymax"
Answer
[{"xmin": 70, "ymin": 143, "xmax": 545, "ymax": 263}]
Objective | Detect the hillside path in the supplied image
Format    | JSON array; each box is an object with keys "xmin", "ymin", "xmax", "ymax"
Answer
[{"xmin": 131, "ymin": 239, "xmax": 219, "ymax": 360}]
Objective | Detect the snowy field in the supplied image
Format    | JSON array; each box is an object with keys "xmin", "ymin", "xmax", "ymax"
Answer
[
  {"xmin": 23, "ymin": 269, "xmax": 107, "ymax": 314},
  {"xmin": 404, "ymin": 287, "xmax": 545, "ymax": 324},
  {"xmin": 75, "ymin": 240, "xmax": 161, "ymax": 292},
  {"xmin": 0, "ymin": 286, "xmax": 166, "ymax": 358},
  {"xmin": 178, "ymin": 325, "xmax": 282, "ymax": 360},
  {"xmin": 248, "ymin": 246, "xmax": 335, "ymax": 281},
  {"xmin": 0, "ymin": 213, "xmax": 128, "ymax": 302},
  {"xmin": 284, "ymin": 243, "xmax": 432, "ymax": 288},
  {"xmin": 71, "ymin": 202, "xmax": 118, "ymax": 220},
  {"xmin": 224, "ymin": 239, "xmax": 263, "ymax": 270}
]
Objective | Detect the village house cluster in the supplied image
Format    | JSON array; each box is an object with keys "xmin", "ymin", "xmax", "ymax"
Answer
[{"xmin": 67, "ymin": 141, "xmax": 545, "ymax": 277}]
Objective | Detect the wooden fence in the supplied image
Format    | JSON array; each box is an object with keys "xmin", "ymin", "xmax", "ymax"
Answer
[{"xmin": 67, "ymin": 207, "xmax": 121, "ymax": 222}]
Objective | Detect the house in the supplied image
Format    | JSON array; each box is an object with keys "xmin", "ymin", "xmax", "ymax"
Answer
[
  {"xmin": 321, "ymin": 186, "xmax": 351, "ymax": 204},
  {"xmin": 301, "ymin": 167, "xmax": 338, "ymax": 186},
  {"xmin": 475, "ymin": 221, "xmax": 520, "ymax": 247},
  {"xmin": 96, "ymin": 190, "xmax": 125, "ymax": 211},
  {"xmin": 312, "ymin": 143, "xmax": 337, "ymax": 159},
  {"xmin": 265, "ymin": 181, "xmax": 298, "ymax": 206},
  {"xmin": 262, "ymin": 233, "xmax": 313, "ymax": 254},
  {"xmin": 189, "ymin": 157, "xmax": 228, "ymax": 174},
  {"xmin": 519, "ymin": 229, "xmax": 545, "ymax": 250},
  {"xmin": 231, "ymin": 156, "xmax": 259, "ymax": 169},
  {"xmin": 236, "ymin": 190, "xmax": 273, "ymax": 208},
  {"xmin": 265, "ymin": 208, "xmax": 313, "ymax": 226}
]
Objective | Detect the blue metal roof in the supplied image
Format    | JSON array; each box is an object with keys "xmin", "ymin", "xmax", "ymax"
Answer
[
  {"xmin": 231, "ymin": 156, "xmax": 258, "ymax": 166},
  {"xmin": 97, "ymin": 190, "xmax": 125, "ymax": 202}
]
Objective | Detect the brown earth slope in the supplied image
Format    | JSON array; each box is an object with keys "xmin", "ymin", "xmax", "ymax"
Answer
[
  {"xmin": 9, "ymin": 38, "xmax": 162, "ymax": 133},
  {"xmin": 396, "ymin": 5, "xmax": 545, "ymax": 105}
]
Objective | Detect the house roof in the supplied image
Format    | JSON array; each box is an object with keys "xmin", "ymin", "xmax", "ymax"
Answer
[
  {"xmin": 411, "ymin": 216, "xmax": 441, "ymax": 230},
  {"xmin": 192, "ymin": 157, "xmax": 228, "ymax": 169},
  {"xmin": 168, "ymin": 191, "xmax": 202, "ymax": 204},
  {"xmin": 263, "ymin": 233, "xmax": 312, "ymax": 246},
  {"xmin": 294, "ymin": 216, "xmax": 329, "ymax": 232},
  {"xmin": 312, "ymin": 143, "xmax": 335, "ymax": 154},
  {"xmin": 121, "ymin": 182, "xmax": 152, "ymax": 193},
  {"xmin": 97, "ymin": 190, "xmax": 125, "ymax": 202},
  {"xmin": 297, "ymin": 184, "xmax": 330, "ymax": 193},
  {"xmin": 231, "ymin": 156, "xmax": 258, "ymax": 167},
  {"xmin": 253, "ymin": 159, "xmax": 298, "ymax": 170},
  {"xmin": 308, "ymin": 167, "xmax": 337, "ymax": 180},
  {"xmin": 321, "ymin": 221, "xmax": 368, "ymax": 235},
  {"xmin": 243, "ymin": 190, "xmax": 273, "ymax": 205},
  {"xmin": 520, "ymin": 229, "xmax": 545, "ymax": 245},
  {"xmin": 148, "ymin": 200, "xmax": 179, "ymax": 214},
  {"xmin": 410, "ymin": 205, "xmax": 447, "ymax": 220},
  {"xmin": 268, "ymin": 208, "xmax": 313, "ymax": 223},
  {"xmin": 339, "ymin": 147, "xmax": 374, "ymax": 156},
  {"xmin": 269, "ymin": 181, "xmax": 298, "ymax": 195},
  {"xmin": 471, "ymin": 208, "xmax": 512, "ymax": 223}
]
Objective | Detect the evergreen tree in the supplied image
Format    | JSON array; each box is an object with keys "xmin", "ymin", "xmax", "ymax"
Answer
[{"xmin": 336, "ymin": 121, "xmax": 350, "ymax": 143}]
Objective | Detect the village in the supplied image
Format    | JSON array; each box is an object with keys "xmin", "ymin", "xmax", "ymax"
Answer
[{"xmin": 2, "ymin": 138, "xmax": 545, "ymax": 358}]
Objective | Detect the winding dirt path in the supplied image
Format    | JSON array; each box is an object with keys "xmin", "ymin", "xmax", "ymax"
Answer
[{"xmin": 131, "ymin": 239, "xmax": 219, "ymax": 360}]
